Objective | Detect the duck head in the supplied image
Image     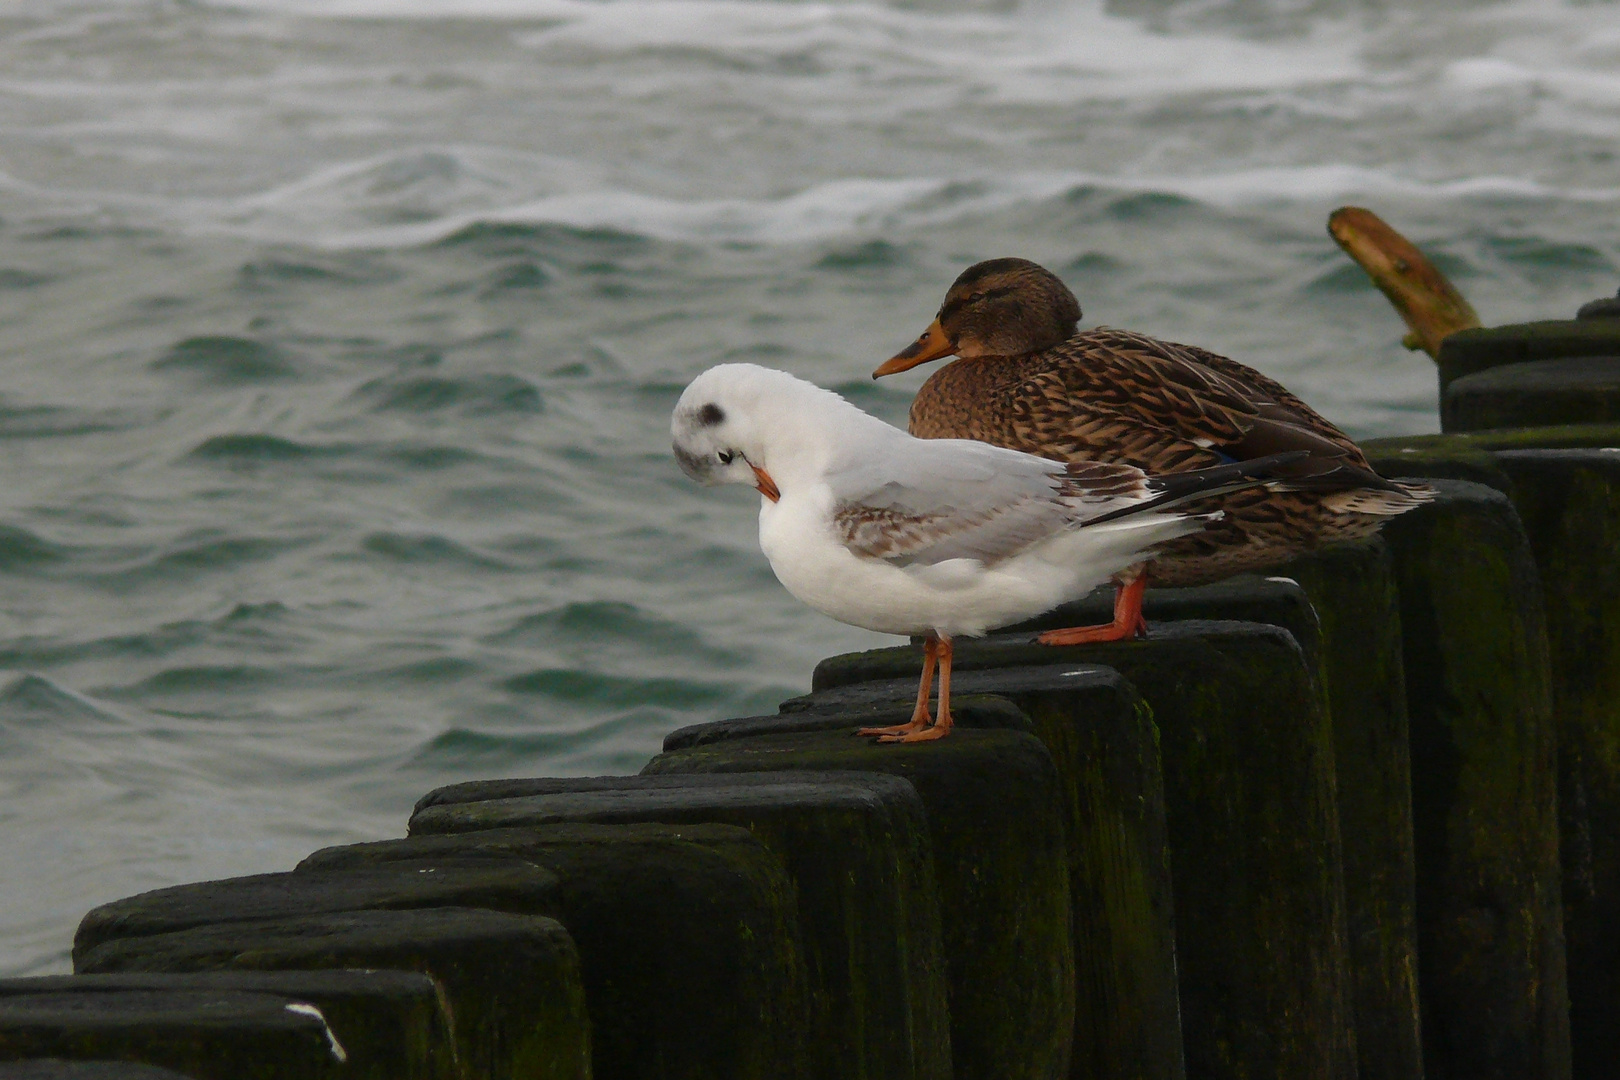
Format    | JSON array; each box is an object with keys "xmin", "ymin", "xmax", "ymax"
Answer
[{"xmin": 874, "ymin": 258, "xmax": 1081, "ymax": 377}]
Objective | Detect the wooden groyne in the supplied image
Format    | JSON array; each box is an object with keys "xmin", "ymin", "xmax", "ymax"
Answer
[{"xmin": 3, "ymin": 312, "xmax": 1620, "ymax": 1080}]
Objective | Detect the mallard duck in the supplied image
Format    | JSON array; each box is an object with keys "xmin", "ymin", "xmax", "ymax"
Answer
[{"xmin": 873, "ymin": 257, "xmax": 1433, "ymax": 644}]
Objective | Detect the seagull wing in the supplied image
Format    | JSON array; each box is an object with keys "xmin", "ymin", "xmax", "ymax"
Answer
[{"xmin": 826, "ymin": 438, "xmax": 1158, "ymax": 568}]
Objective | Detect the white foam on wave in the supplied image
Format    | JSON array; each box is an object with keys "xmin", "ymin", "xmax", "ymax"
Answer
[
  {"xmin": 205, "ymin": 0, "xmax": 1365, "ymax": 101},
  {"xmin": 177, "ymin": 154, "xmax": 1620, "ymax": 248},
  {"xmin": 6, "ymin": 132, "xmax": 1619, "ymax": 249}
]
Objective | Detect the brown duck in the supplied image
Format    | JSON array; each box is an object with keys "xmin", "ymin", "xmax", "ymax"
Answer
[{"xmin": 874, "ymin": 257, "xmax": 1433, "ymax": 644}]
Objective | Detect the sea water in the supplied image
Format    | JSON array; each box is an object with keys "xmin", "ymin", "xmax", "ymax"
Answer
[{"xmin": 1, "ymin": 0, "xmax": 1617, "ymax": 974}]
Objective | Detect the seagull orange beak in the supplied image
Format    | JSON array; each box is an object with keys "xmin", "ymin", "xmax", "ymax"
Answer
[
  {"xmin": 872, "ymin": 318, "xmax": 957, "ymax": 378},
  {"xmin": 751, "ymin": 464, "xmax": 781, "ymax": 503}
]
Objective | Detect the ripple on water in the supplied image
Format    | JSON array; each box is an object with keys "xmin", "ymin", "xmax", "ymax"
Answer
[
  {"xmin": 486, "ymin": 599, "xmax": 751, "ymax": 668},
  {"xmin": 500, "ymin": 667, "xmax": 735, "ymax": 710},
  {"xmin": 150, "ymin": 336, "xmax": 301, "ymax": 385},
  {"xmin": 0, "ymin": 400, "xmax": 147, "ymax": 440},
  {"xmin": 353, "ymin": 371, "xmax": 544, "ymax": 415},
  {"xmin": 97, "ymin": 533, "xmax": 314, "ymax": 589},
  {"xmin": 360, "ymin": 531, "xmax": 517, "ymax": 572},
  {"xmin": 0, "ymin": 674, "xmax": 129, "ymax": 728},
  {"xmin": 237, "ymin": 253, "xmax": 402, "ymax": 289},
  {"xmin": 187, "ymin": 433, "xmax": 354, "ymax": 463},
  {"xmin": 0, "ymin": 525, "xmax": 71, "ymax": 573}
]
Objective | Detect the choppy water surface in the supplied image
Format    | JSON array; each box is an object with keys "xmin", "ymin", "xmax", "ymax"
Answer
[{"xmin": 2, "ymin": 0, "xmax": 1618, "ymax": 974}]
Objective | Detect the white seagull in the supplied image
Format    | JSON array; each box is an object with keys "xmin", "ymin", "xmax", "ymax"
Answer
[{"xmin": 672, "ymin": 363, "xmax": 1302, "ymax": 743}]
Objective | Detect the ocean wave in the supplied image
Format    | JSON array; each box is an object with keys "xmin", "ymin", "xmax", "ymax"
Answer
[
  {"xmin": 0, "ymin": 674, "xmax": 133, "ymax": 728},
  {"xmin": 151, "ymin": 336, "xmax": 302, "ymax": 384},
  {"xmin": 358, "ymin": 164, "xmax": 1620, "ymax": 249},
  {"xmin": 352, "ymin": 372, "xmax": 545, "ymax": 415},
  {"xmin": 91, "ymin": 151, "xmax": 1613, "ymax": 252}
]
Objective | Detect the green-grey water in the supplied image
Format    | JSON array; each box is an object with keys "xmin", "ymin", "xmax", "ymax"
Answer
[{"xmin": 2, "ymin": 0, "xmax": 1618, "ymax": 974}]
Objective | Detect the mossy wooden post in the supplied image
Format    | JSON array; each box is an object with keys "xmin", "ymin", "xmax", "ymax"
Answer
[
  {"xmin": 408, "ymin": 772, "xmax": 952, "ymax": 1080},
  {"xmin": 1438, "ymin": 320, "xmax": 1620, "ymax": 391},
  {"xmin": 0, "ymin": 1062, "xmax": 201, "ymax": 1079},
  {"xmin": 811, "ymin": 621, "xmax": 1357, "ymax": 1080},
  {"xmin": 75, "ymin": 907, "xmax": 589, "ymax": 1080},
  {"xmin": 294, "ymin": 823, "xmax": 810, "ymax": 1080},
  {"xmin": 772, "ymin": 664, "xmax": 1183, "ymax": 1080},
  {"xmin": 1381, "ymin": 478, "xmax": 1571, "ymax": 1080},
  {"xmin": 1276, "ymin": 540, "xmax": 1422, "ymax": 1080},
  {"xmin": 0, "ymin": 990, "xmax": 347, "ymax": 1080},
  {"xmin": 643, "ymin": 729, "xmax": 1075, "ymax": 1080},
  {"xmin": 1490, "ymin": 450, "xmax": 1620, "ymax": 1080},
  {"xmin": 0, "ymin": 972, "xmax": 457, "ymax": 1080},
  {"xmin": 1443, "ymin": 358, "xmax": 1620, "ymax": 432},
  {"xmin": 1005, "ymin": 550, "xmax": 1421, "ymax": 1080}
]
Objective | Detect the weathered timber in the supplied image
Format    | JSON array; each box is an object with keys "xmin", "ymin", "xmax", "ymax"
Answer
[
  {"xmin": 1276, "ymin": 541, "xmax": 1423, "ymax": 1080},
  {"xmin": 1381, "ymin": 478, "xmax": 1571, "ymax": 1080},
  {"xmin": 1438, "ymin": 319, "xmax": 1620, "ymax": 391},
  {"xmin": 0, "ymin": 972, "xmax": 456, "ymax": 1080},
  {"xmin": 75, "ymin": 907, "xmax": 590, "ymax": 1080},
  {"xmin": 1007, "ymin": 556, "xmax": 1423, "ymax": 1080},
  {"xmin": 295, "ymin": 822, "xmax": 811, "ymax": 1080},
  {"xmin": 1362, "ymin": 422, "xmax": 1620, "ymax": 497},
  {"xmin": 0, "ymin": 990, "xmax": 343, "ymax": 1080},
  {"xmin": 1363, "ymin": 422, "xmax": 1620, "ymax": 459},
  {"xmin": 0, "ymin": 1063, "xmax": 198, "ymax": 1079},
  {"xmin": 809, "ymin": 621, "xmax": 1357, "ymax": 1080},
  {"xmin": 994, "ymin": 575, "xmax": 1323, "ymax": 675},
  {"xmin": 643, "ymin": 729, "xmax": 1075, "ymax": 1080},
  {"xmin": 1008, "ymin": 553, "xmax": 1422, "ymax": 1080},
  {"xmin": 74, "ymin": 860, "xmax": 561, "ymax": 960},
  {"xmin": 1442, "ymin": 357, "xmax": 1620, "ymax": 432},
  {"xmin": 761, "ymin": 665, "xmax": 1181, "ymax": 1080},
  {"xmin": 1490, "ymin": 450, "xmax": 1620, "ymax": 1080},
  {"xmin": 410, "ymin": 772, "xmax": 951, "ymax": 1080}
]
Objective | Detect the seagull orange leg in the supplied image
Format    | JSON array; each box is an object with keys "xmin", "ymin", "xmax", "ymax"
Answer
[
  {"xmin": 1037, "ymin": 575, "xmax": 1149, "ymax": 646},
  {"xmin": 857, "ymin": 633, "xmax": 938, "ymax": 738},
  {"xmin": 881, "ymin": 636, "xmax": 953, "ymax": 743}
]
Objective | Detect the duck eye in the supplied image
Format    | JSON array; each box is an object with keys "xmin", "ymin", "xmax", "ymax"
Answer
[
  {"xmin": 968, "ymin": 291, "xmax": 986, "ymax": 303},
  {"xmin": 717, "ymin": 450, "xmax": 736, "ymax": 465}
]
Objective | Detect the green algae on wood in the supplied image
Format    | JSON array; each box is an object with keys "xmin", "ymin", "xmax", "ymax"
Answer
[
  {"xmin": 1437, "ymin": 319, "xmax": 1620, "ymax": 391},
  {"xmin": 1015, "ymin": 554, "xmax": 1423, "ymax": 1080},
  {"xmin": 811, "ymin": 621, "xmax": 1357, "ymax": 1080},
  {"xmin": 296, "ymin": 822, "xmax": 811, "ymax": 1080},
  {"xmin": 1489, "ymin": 450, "xmax": 1620, "ymax": 1080},
  {"xmin": 74, "ymin": 908, "xmax": 589, "ymax": 1080},
  {"xmin": 772, "ymin": 664, "xmax": 1184, "ymax": 1080},
  {"xmin": 0, "ymin": 972, "xmax": 456, "ymax": 1080},
  {"xmin": 410, "ymin": 772, "xmax": 951, "ymax": 1080},
  {"xmin": 1362, "ymin": 422, "xmax": 1620, "ymax": 458},
  {"xmin": 0, "ymin": 989, "xmax": 345, "ymax": 1080},
  {"xmin": 0, "ymin": 1062, "xmax": 202, "ymax": 1079},
  {"xmin": 644, "ymin": 729, "xmax": 1075, "ymax": 1080},
  {"xmin": 1381, "ymin": 479, "xmax": 1571, "ymax": 1080},
  {"xmin": 1275, "ymin": 541, "xmax": 1422, "ymax": 1080},
  {"xmin": 74, "ymin": 861, "xmax": 562, "ymax": 961},
  {"xmin": 1442, "ymin": 358, "xmax": 1620, "ymax": 433},
  {"xmin": 663, "ymin": 693, "xmax": 1032, "ymax": 750}
]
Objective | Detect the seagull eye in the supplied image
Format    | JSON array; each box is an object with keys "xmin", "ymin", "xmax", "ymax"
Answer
[{"xmin": 717, "ymin": 450, "xmax": 736, "ymax": 465}]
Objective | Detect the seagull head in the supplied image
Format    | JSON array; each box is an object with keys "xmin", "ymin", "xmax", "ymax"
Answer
[{"xmin": 671, "ymin": 364, "xmax": 788, "ymax": 501}]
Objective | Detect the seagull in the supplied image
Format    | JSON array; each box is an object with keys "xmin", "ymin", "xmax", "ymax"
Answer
[{"xmin": 672, "ymin": 363, "xmax": 1303, "ymax": 743}]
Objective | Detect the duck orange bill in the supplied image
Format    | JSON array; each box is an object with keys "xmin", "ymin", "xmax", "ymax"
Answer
[
  {"xmin": 751, "ymin": 464, "xmax": 781, "ymax": 502},
  {"xmin": 872, "ymin": 318, "xmax": 956, "ymax": 377}
]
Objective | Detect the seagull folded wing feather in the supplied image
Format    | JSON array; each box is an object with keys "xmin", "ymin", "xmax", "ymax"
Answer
[{"xmin": 826, "ymin": 438, "xmax": 1156, "ymax": 569}]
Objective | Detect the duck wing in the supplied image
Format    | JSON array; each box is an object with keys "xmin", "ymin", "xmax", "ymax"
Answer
[{"xmin": 1014, "ymin": 327, "xmax": 1387, "ymax": 488}]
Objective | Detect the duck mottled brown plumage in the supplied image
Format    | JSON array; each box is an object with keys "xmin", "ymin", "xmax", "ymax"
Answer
[{"xmin": 874, "ymin": 257, "xmax": 1432, "ymax": 640}]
